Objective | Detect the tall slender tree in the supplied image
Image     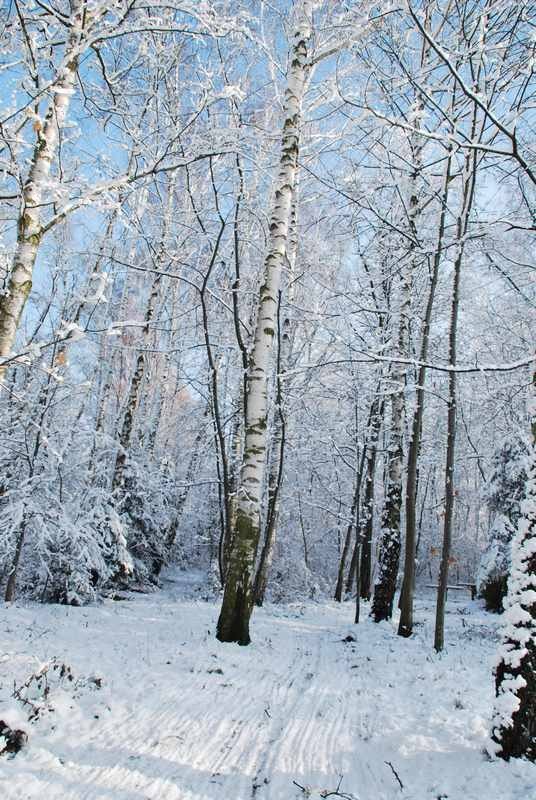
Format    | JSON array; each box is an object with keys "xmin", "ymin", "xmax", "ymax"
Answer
[{"xmin": 216, "ymin": 0, "xmax": 313, "ymax": 644}]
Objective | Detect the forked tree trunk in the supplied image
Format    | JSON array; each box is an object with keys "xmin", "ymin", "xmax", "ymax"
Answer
[
  {"xmin": 216, "ymin": 2, "xmax": 312, "ymax": 644},
  {"xmin": 0, "ymin": 2, "xmax": 85, "ymax": 375},
  {"xmin": 398, "ymin": 154, "xmax": 452, "ymax": 637},
  {"xmin": 253, "ymin": 180, "xmax": 300, "ymax": 607},
  {"xmin": 372, "ymin": 139, "xmax": 422, "ymax": 623},
  {"xmin": 434, "ymin": 148, "xmax": 477, "ymax": 652}
]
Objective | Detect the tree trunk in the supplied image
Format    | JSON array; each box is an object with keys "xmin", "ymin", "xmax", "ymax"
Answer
[
  {"xmin": 335, "ymin": 485, "xmax": 360, "ymax": 602},
  {"xmin": 252, "ymin": 369, "xmax": 286, "ymax": 607},
  {"xmin": 216, "ymin": 1, "xmax": 312, "ymax": 644},
  {"xmin": 253, "ymin": 177, "xmax": 300, "ymax": 607},
  {"xmin": 371, "ymin": 414, "xmax": 404, "ymax": 623},
  {"xmin": 224, "ymin": 391, "xmax": 245, "ymax": 576},
  {"xmin": 4, "ymin": 521, "xmax": 26, "ymax": 602},
  {"xmin": 372, "ymin": 137, "xmax": 422, "ymax": 623},
  {"xmin": 112, "ymin": 288, "xmax": 158, "ymax": 495},
  {"xmin": 111, "ymin": 179, "xmax": 175, "ymax": 495},
  {"xmin": 398, "ymin": 154, "xmax": 452, "ymax": 637},
  {"xmin": 358, "ymin": 396, "xmax": 384, "ymax": 600},
  {"xmin": 0, "ymin": 3, "xmax": 84, "ymax": 374},
  {"xmin": 371, "ymin": 274, "xmax": 412, "ymax": 622},
  {"xmin": 434, "ymin": 148, "xmax": 477, "ymax": 651},
  {"xmin": 252, "ymin": 450, "xmax": 282, "ymax": 606},
  {"xmin": 336, "ymin": 396, "xmax": 373, "ymax": 601}
]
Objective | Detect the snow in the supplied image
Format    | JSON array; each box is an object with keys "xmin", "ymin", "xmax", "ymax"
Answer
[
  {"xmin": 1, "ymin": 573, "xmax": 535, "ymax": 800},
  {"xmin": 492, "ymin": 452, "xmax": 536, "ymax": 741},
  {"xmin": 56, "ymin": 321, "xmax": 85, "ymax": 342}
]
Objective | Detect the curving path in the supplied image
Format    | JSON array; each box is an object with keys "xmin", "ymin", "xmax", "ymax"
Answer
[{"xmin": 1, "ymin": 572, "xmax": 535, "ymax": 799}]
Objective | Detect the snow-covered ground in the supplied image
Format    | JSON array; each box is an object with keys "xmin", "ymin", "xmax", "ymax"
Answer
[{"xmin": 1, "ymin": 571, "xmax": 535, "ymax": 800}]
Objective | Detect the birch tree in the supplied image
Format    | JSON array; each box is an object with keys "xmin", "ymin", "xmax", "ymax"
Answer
[
  {"xmin": 253, "ymin": 181, "xmax": 300, "ymax": 607},
  {"xmin": 0, "ymin": 0, "xmax": 88, "ymax": 373},
  {"xmin": 0, "ymin": 0, "xmax": 231, "ymax": 377},
  {"xmin": 216, "ymin": 0, "xmax": 313, "ymax": 644}
]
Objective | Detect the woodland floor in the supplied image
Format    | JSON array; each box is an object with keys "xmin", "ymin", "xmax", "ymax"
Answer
[{"xmin": 1, "ymin": 571, "xmax": 535, "ymax": 800}]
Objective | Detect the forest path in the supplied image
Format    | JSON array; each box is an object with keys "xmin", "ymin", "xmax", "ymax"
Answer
[{"xmin": 1, "ymin": 572, "xmax": 535, "ymax": 799}]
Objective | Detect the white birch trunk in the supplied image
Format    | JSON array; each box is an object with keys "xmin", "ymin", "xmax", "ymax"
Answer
[
  {"xmin": 253, "ymin": 178, "xmax": 300, "ymax": 606},
  {"xmin": 216, "ymin": 0, "xmax": 313, "ymax": 644},
  {"xmin": 0, "ymin": 2, "xmax": 85, "ymax": 374}
]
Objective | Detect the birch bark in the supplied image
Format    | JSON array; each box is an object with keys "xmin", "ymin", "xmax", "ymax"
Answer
[
  {"xmin": 216, "ymin": 1, "xmax": 313, "ymax": 644},
  {"xmin": 0, "ymin": 2, "xmax": 86, "ymax": 375},
  {"xmin": 253, "ymin": 179, "xmax": 300, "ymax": 607}
]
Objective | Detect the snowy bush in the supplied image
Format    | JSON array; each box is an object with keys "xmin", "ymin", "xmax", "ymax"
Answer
[
  {"xmin": 115, "ymin": 455, "xmax": 175, "ymax": 583},
  {"xmin": 492, "ymin": 427, "xmax": 536, "ymax": 760},
  {"xmin": 477, "ymin": 516, "xmax": 515, "ymax": 612},
  {"xmin": 7, "ymin": 486, "xmax": 134, "ymax": 605},
  {"xmin": 478, "ymin": 436, "xmax": 528, "ymax": 612},
  {"xmin": 486, "ymin": 436, "xmax": 529, "ymax": 519}
]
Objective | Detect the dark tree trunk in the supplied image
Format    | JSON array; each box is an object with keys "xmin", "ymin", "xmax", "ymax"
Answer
[
  {"xmin": 341, "ymin": 393, "xmax": 383, "ymax": 599},
  {"xmin": 493, "ymin": 379, "xmax": 536, "ymax": 760},
  {"xmin": 371, "ymin": 459, "xmax": 403, "ymax": 622},
  {"xmin": 335, "ymin": 436, "xmax": 365, "ymax": 601},
  {"xmin": 359, "ymin": 444, "xmax": 378, "ymax": 601},
  {"xmin": 434, "ymin": 146, "xmax": 477, "ymax": 652},
  {"xmin": 4, "ymin": 523, "xmax": 26, "ymax": 602},
  {"xmin": 216, "ymin": 510, "xmax": 257, "ymax": 645},
  {"xmin": 335, "ymin": 500, "xmax": 358, "ymax": 601},
  {"xmin": 398, "ymin": 156, "xmax": 451, "ymax": 637},
  {"xmin": 356, "ymin": 396, "xmax": 384, "ymax": 600}
]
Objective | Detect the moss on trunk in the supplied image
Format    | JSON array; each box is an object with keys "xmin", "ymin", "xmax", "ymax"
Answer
[{"xmin": 216, "ymin": 510, "xmax": 258, "ymax": 645}]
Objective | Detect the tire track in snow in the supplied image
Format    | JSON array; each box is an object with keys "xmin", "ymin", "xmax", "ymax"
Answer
[
  {"xmin": 248, "ymin": 622, "xmax": 325, "ymax": 798},
  {"xmin": 6, "ymin": 598, "xmax": 392, "ymax": 800},
  {"xmin": 184, "ymin": 632, "xmax": 314, "ymax": 799},
  {"xmin": 67, "ymin": 616, "xmax": 309, "ymax": 799},
  {"xmin": 249, "ymin": 613, "xmax": 393, "ymax": 800},
  {"xmin": 254, "ymin": 621, "xmax": 351, "ymax": 797}
]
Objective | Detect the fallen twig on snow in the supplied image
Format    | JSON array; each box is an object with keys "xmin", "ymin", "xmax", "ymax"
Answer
[
  {"xmin": 293, "ymin": 775, "xmax": 357, "ymax": 799},
  {"xmin": 385, "ymin": 760, "xmax": 404, "ymax": 790}
]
